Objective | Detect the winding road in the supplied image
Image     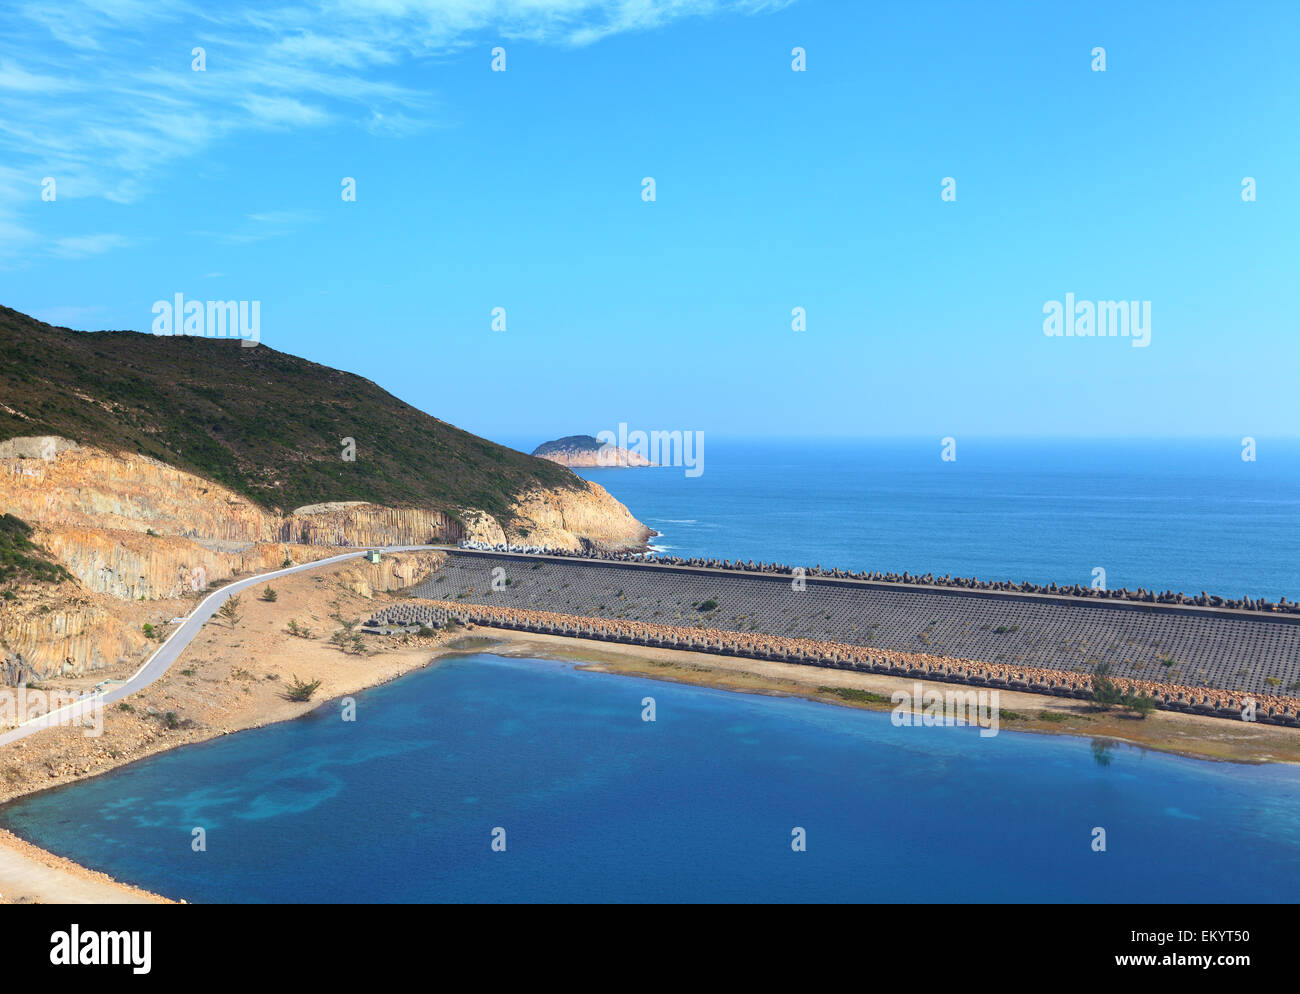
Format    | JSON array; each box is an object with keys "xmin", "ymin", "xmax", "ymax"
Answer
[{"xmin": 0, "ymin": 545, "xmax": 448, "ymax": 748}]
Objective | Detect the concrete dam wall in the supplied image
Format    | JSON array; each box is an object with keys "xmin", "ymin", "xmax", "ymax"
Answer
[{"xmin": 405, "ymin": 551, "xmax": 1300, "ymax": 699}]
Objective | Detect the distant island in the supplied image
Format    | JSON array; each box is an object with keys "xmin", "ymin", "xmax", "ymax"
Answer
[{"xmin": 532, "ymin": 435, "xmax": 655, "ymax": 468}]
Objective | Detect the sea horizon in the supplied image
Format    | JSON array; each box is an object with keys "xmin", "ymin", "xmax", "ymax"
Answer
[{"xmin": 524, "ymin": 436, "xmax": 1300, "ymax": 604}]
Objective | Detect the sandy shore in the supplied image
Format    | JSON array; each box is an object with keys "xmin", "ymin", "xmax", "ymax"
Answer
[
  {"xmin": 3, "ymin": 560, "xmax": 1298, "ymax": 902},
  {"xmin": 475, "ymin": 630, "xmax": 1300, "ymax": 764}
]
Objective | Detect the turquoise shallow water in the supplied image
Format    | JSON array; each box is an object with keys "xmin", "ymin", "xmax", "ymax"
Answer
[{"xmin": 4, "ymin": 653, "xmax": 1299, "ymax": 903}]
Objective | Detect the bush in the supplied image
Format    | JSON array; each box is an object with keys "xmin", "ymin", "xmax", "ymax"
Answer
[
  {"xmin": 282, "ymin": 675, "xmax": 323, "ymax": 702},
  {"xmin": 218, "ymin": 595, "xmax": 243, "ymax": 627},
  {"xmin": 330, "ymin": 628, "xmax": 366, "ymax": 654},
  {"xmin": 260, "ymin": 586, "xmax": 278, "ymax": 602},
  {"xmin": 1090, "ymin": 661, "xmax": 1124, "ymax": 709},
  {"xmin": 1123, "ymin": 692, "xmax": 1157, "ymax": 719},
  {"xmin": 817, "ymin": 686, "xmax": 891, "ymax": 706}
]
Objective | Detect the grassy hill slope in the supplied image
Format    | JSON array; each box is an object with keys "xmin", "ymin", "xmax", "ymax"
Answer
[
  {"xmin": 0, "ymin": 306, "xmax": 579, "ymax": 520},
  {"xmin": 0, "ymin": 513, "xmax": 71, "ymax": 589},
  {"xmin": 532, "ymin": 435, "xmax": 604, "ymax": 456}
]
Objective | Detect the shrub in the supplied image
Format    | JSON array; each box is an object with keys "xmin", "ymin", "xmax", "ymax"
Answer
[
  {"xmin": 260, "ymin": 586, "xmax": 278, "ymax": 602},
  {"xmin": 331, "ymin": 613, "xmax": 359, "ymax": 632},
  {"xmin": 282, "ymin": 675, "xmax": 323, "ymax": 702},
  {"xmin": 817, "ymin": 686, "xmax": 891, "ymax": 706},
  {"xmin": 1090, "ymin": 661, "xmax": 1124, "ymax": 710},
  {"xmin": 1124, "ymin": 693, "xmax": 1156, "ymax": 719},
  {"xmin": 218, "ymin": 595, "xmax": 243, "ymax": 626},
  {"xmin": 330, "ymin": 628, "xmax": 366, "ymax": 654}
]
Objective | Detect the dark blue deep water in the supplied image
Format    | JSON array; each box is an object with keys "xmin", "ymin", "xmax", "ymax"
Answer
[
  {"xmin": 4, "ymin": 654, "xmax": 1299, "ymax": 903},
  {"xmin": 570, "ymin": 437, "xmax": 1300, "ymax": 602}
]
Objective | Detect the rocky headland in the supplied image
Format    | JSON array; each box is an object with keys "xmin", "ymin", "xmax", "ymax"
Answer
[{"xmin": 532, "ymin": 434, "xmax": 655, "ymax": 468}]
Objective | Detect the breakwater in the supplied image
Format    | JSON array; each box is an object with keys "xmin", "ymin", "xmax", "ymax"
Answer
[
  {"xmin": 400, "ymin": 550, "xmax": 1300, "ymax": 699},
  {"xmin": 456, "ymin": 541, "xmax": 1300, "ymax": 616},
  {"xmin": 363, "ymin": 598, "xmax": 1300, "ymax": 724}
]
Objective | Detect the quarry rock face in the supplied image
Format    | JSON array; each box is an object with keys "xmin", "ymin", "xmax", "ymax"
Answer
[
  {"xmin": 0, "ymin": 437, "xmax": 650, "ymax": 681},
  {"xmin": 35, "ymin": 527, "xmax": 312, "ymax": 600},
  {"xmin": 285, "ymin": 503, "xmax": 464, "ymax": 549},
  {"xmin": 335, "ymin": 551, "xmax": 446, "ymax": 599},
  {"xmin": 2, "ymin": 438, "xmax": 648, "ymax": 563},
  {"xmin": 0, "ymin": 580, "xmax": 148, "ymax": 683}
]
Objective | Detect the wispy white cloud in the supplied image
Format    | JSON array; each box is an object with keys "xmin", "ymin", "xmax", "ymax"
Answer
[
  {"xmin": 0, "ymin": 0, "xmax": 792, "ymax": 261},
  {"xmin": 190, "ymin": 209, "xmax": 318, "ymax": 245},
  {"xmin": 51, "ymin": 233, "xmax": 135, "ymax": 257},
  {"xmin": 247, "ymin": 210, "xmax": 315, "ymax": 225},
  {"xmin": 239, "ymin": 94, "xmax": 333, "ymax": 128}
]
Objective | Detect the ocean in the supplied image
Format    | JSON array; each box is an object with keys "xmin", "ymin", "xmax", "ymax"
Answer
[
  {"xmin": 568, "ymin": 438, "xmax": 1300, "ymax": 602},
  {"xmin": 4, "ymin": 653, "xmax": 1299, "ymax": 903},
  {"xmin": 3, "ymin": 436, "xmax": 1299, "ymax": 902}
]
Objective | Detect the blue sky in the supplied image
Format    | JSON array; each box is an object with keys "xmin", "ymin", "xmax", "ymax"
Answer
[{"xmin": 1, "ymin": 0, "xmax": 1296, "ymax": 445}]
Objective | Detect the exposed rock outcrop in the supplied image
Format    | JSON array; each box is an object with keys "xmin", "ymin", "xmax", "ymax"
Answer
[
  {"xmin": 335, "ymin": 551, "xmax": 446, "ymax": 599},
  {"xmin": 0, "ymin": 579, "xmax": 147, "ymax": 683},
  {"xmin": 0, "ymin": 437, "xmax": 650, "ymax": 680},
  {"xmin": 506, "ymin": 482, "xmax": 652, "ymax": 551},
  {"xmin": 2, "ymin": 437, "xmax": 649, "ymax": 568}
]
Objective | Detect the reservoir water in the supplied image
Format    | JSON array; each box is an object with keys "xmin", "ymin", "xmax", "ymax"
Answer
[{"xmin": 4, "ymin": 653, "xmax": 1298, "ymax": 903}]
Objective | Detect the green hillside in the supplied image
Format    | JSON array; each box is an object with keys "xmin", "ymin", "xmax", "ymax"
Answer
[
  {"xmin": 533, "ymin": 435, "xmax": 604, "ymax": 456},
  {"xmin": 0, "ymin": 305, "xmax": 580, "ymax": 520},
  {"xmin": 0, "ymin": 513, "xmax": 71, "ymax": 589}
]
